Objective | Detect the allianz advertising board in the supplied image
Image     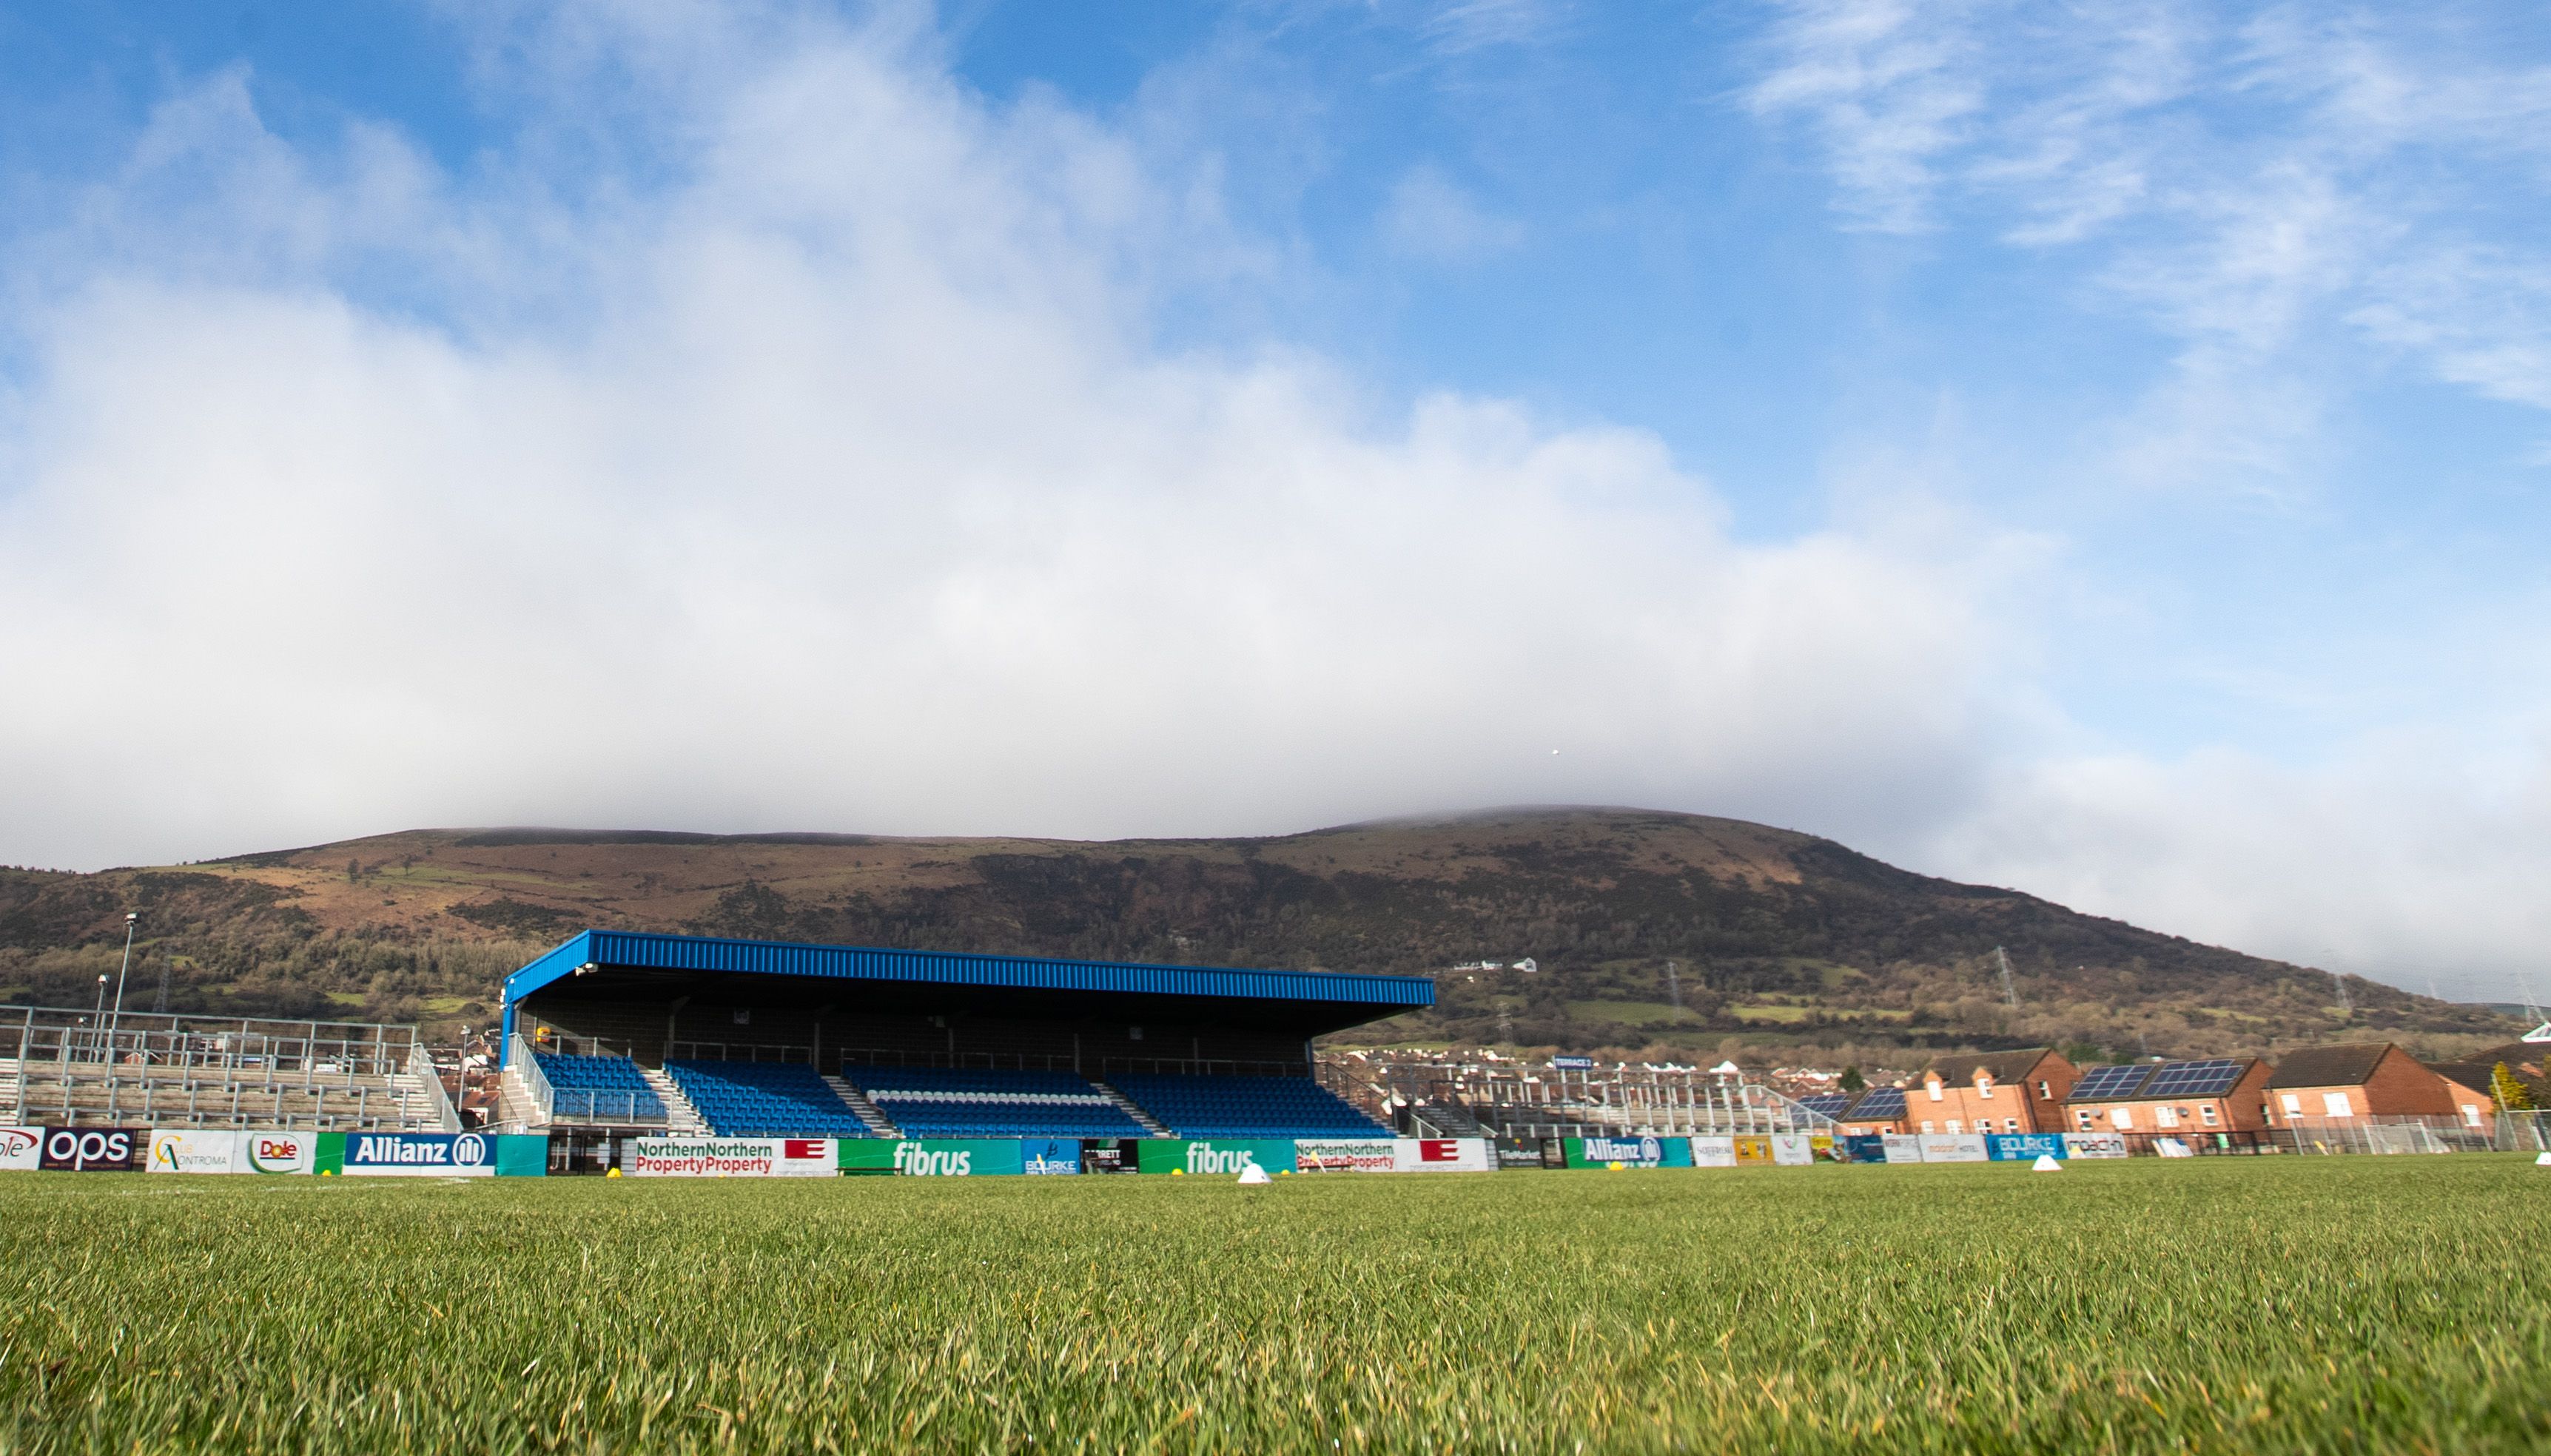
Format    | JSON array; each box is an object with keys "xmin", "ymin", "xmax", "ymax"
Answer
[
  {"xmin": 343, "ymin": 1132, "xmax": 495, "ymax": 1177},
  {"xmin": 1565, "ymin": 1134, "xmax": 1691, "ymax": 1169}
]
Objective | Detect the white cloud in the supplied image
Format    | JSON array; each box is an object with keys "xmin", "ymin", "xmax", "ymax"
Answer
[
  {"xmin": 1379, "ymin": 164, "xmax": 1525, "ymax": 262},
  {"xmin": 0, "ymin": 7, "xmax": 2011, "ymax": 874}
]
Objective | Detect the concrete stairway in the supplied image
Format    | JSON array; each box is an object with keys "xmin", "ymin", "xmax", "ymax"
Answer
[
  {"xmin": 1090, "ymin": 1080, "xmax": 1174, "ymax": 1138},
  {"xmin": 639, "ymin": 1067, "xmax": 710, "ymax": 1135},
  {"xmin": 821, "ymin": 1075, "xmax": 902, "ymax": 1138}
]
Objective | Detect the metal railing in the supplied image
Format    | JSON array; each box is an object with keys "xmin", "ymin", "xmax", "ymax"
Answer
[
  {"xmin": 511, "ymin": 1033, "xmax": 666, "ymax": 1126},
  {"xmin": 408, "ymin": 1043, "xmax": 461, "ymax": 1133}
]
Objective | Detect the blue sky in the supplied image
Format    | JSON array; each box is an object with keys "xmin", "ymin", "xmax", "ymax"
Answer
[{"xmin": 1, "ymin": 1, "xmax": 2547, "ymax": 1000}]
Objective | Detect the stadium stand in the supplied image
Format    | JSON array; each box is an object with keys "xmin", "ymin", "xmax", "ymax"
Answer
[
  {"xmin": 663, "ymin": 1060, "xmax": 875, "ymax": 1137},
  {"xmin": 840, "ymin": 1065, "xmax": 1148, "ymax": 1139},
  {"xmin": 1108, "ymin": 1074, "xmax": 1392, "ymax": 1138},
  {"xmin": 533, "ymin": 1051, "xmax": 666, "ymax": 1122}
]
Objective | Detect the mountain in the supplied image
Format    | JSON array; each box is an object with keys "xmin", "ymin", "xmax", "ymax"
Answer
[{"xmin": 0, "ymin": 807, "xmax": 2515, "ymax": 1068}]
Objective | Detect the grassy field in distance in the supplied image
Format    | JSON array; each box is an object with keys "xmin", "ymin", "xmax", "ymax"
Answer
[{"xmin": 1, "ymin": 1159, "xmax": 2546, "ymax": 1454}]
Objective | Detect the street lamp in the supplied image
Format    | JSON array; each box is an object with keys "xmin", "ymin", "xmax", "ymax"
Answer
[{"xmin": 107, "ymin": 911, "xmax": 139, "ymax": 1061}]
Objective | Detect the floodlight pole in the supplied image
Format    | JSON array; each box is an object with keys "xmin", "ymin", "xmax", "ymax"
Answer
[{"xmin": 107, "ymin": 912, "xmax": 139, "ymax": 1059}]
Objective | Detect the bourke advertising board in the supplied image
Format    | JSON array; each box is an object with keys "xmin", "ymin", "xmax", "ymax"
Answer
[{"xmin": 622, "ymin": 1138, "xmax": 836, "ymax": 1177}]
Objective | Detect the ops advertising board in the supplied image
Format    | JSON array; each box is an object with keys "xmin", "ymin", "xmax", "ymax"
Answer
[
  {"xmin": 41, "ymin": 1128, "xmax": 145, "ymax": 1171},
  {"xmin": 623, "ymin": 1138, "xmax": 836, "ymax": 1177},
  {"xmin": 1392, "ymin": 1137, "xmax": 1491, "ymax": 1173},
  {"xmin": 1918, "ymin": 1133, "xmax": 1990, "ymax": 1163},
  {"xmin": 2064, "ymin": 1132, "xmax": 2130, "ymax": 1159},
  {"xmin": 343, "ymin": 1131, "xmax": 494, "ymax": 1176},
  {"xmin": 0, "ymin": 1126, "xmax": 43, "ymax": 1172}
]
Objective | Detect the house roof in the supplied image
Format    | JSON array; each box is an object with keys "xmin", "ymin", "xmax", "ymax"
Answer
[
  {"xmin": 2424, "ymin": 1061, "xmax": 2499, "ymax": 1094},
  {"xmin": 2267, "ymin": 1043, "xmax": 2399, "ymax": 1090},
  {"xmin": 1925, "ymin": 1048, "xmax": 2057, "ymax": 1085}
]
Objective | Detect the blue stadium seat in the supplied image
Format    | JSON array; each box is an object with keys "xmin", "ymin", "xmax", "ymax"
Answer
[
  {"xmin": 534, "ymin": 1051, "xmax": 668, "ymax": 1121},
  {"xmin": 663, "ymin": 1059, "xmax": 876, "ymax": 1137},
  {"xmin": 1107, "ymin": 1074, "xmax": 1391, "ymax": 1139},
  {"xmin": 839, "ymin": 1065, "xmax": 1147, "ymax": 1139}
]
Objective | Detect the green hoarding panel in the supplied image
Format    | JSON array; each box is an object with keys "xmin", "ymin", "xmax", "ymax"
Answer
[
  {"xmin": 494, "ymin": 1134, "xmax": 548, "ymax": 1177},
  {"xmin": 841, "ymin": 1140, "xmax": 898, "ymax": 1175},
  {"xmin": 1137, "ymin": 1139, "xmax": 1296, "ymax": 1176},
  {"xmin": 847, "ymin": 1139, "xmax": 1026, "ymax": 1176},
  {"xmin": 313, "ymin": 1133, "xmax": 346, "ymax": 1176}
]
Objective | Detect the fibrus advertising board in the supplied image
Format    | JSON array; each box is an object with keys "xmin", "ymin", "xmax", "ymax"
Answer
[
  {"xmin": 1020, "ymin": 1138, "xmax": 1081, "ymax": 1175},
  {"xmin": 0, "ymin": 1127, "xmax": 43, "ymax": 1172},
  {"xmin": 838, "ymin": 1139, "xmax": 1027, "ymax": 1176},
  {"xmin": 1392, "ymin": 1137, "xmax": 1491, "ymax": 1173},
  {"xmin": 343, "ymin": 1131, "xmax": 494, "ymax": 1176},
  {"xmin": 40, "ymin": 1128, "xmax": 145, "ymax": 1171},
  {"xmin": 1565, "ymin": 1135, "xmax": 1691, "ymax": 1168},
  {"xmin": 1881, "ymin": 1133, "xmax": 1926, "ymax": 1164},
  {"xmin": 1918, "ymin": 1133, "xmax": 1990, "ymax": 1163},
  {"xmin": 1294, "ymin": 1138, "xmax": 1396, "ymax": 1173},
  {"xmin": 2063, "ymin": 1132, "xmax": 2130, "ymax": 1159},
  {"xmin": 1137, "ymin": 1139, "xmax": 1296, "ymax": 1176},
  {"xmin": 1987, "ymin": 1133, "xmax": 2066, "ymax": 1162},
  {"xmin": 1769, "ymin": 1133, "xmax": 1815, "ymax": 1166},
  {"xmin": 624, "ymin": 1138, "xmax": 836, "ymax": 1177}
]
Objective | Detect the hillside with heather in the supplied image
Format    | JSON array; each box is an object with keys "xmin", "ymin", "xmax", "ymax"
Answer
[{"xmin": 0, "ymin": 808, "xmax": 2515, "ymax": 1069}]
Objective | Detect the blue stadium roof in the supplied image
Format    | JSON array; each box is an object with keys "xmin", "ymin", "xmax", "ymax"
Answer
[{"xmin": 503, "ymin": 929, "xmax": 1437, "ymax": 1013}]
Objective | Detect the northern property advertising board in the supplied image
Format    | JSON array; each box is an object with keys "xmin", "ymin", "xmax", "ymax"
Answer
[{"xmin": 622, "ymin": 1137, "xmax": 838, "ymax": 1177}]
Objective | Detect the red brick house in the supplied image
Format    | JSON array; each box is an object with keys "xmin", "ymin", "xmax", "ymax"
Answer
[
  {"xmin": 1909, "ymin": 1048, "xmax": 2077, "ymax": 1136},
  {"xmin": 2062, "ymin": 1057, "xmax": 2273, "ymax": 1136},
  {"xmin": 2265, "ymin": 1043, "xmax": 2451, "ymax": 1125}
]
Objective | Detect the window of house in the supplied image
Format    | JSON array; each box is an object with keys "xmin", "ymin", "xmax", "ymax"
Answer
[
  {"xmin": 2077, "ymin": 1109, "xmax": 2094, "ymax": 1130},
  {"xmin": 2037, "ymin": 1079, "xmax": 2051, "ymax": 1100},
  {"xmin": 2322, "ymin": 1091, "xmax": 2353, "ymax": 1117},
  {"xmin": 2111, "ymin": 1108, "xmax": 2133, "ymax": 1130},
  {"xmin": 2155, "ymin": 1105, "xmax": 2179, "ymax": 1128},
  {"xmin": 2462, "ymin": 1104, "xmax": 2484, "ymax": 1128},
  {"xmin": 2003, "ymin": 1118, "xmax": 2020, "ymax": 1133},
  {"xmin": 2280, "ymin": 1093, "xmax": 2304, "ymax": 1115},
  {"xmin": 1977, "ymin": 1078, "xmax": 1994, "ymax": 1099},
  {"xmin": 1920, "ymin": 1120, "xmax": 1935, "ymax": 1134},
  {"xmin": 1945, "ymin": 1119, "xmax": 1963, "ymax": 1134},
  {"xmin": 2199, "ymin": 1105, "xmax": 2219, "ymax": 1126},
  {"xmin": 1927, "ymin": 1080, "xmax": 1943, "ymax": 1102}
]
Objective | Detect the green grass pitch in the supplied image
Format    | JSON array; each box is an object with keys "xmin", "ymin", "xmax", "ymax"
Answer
[{"xmin": 1, "ymin": 1157, "xmax": 2545, "ymax": 1453}]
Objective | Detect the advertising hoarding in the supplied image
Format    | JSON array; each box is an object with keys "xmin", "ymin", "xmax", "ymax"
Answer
[
  {"xmin": 1080, "ymin": 1139, "xmax": 1140, "ymax": 1173},
  {"xmin": 41, "ymin": 1128, "xmax": 145, "ymax": 1171},
  {"xmin": 148, "ymin": 1130, "xmax": 241, "ymax": 1174},
  {"xmin": 623, "ymin": 1137, "xmax": 836, "ymax": 1177},
  {"xmin": 1020, "ymin": 1138, "xmax": 1081, "ymax": 1175},
  {"xmin": 1732, "ymin": 1135, "xmax": 1773, "ymax": 1165},
  {"xmin": 1769, "ymin": 1133, "xmax": 1815, "ymax": 1166},
  {"xmin": 1493, "ymin": 1138, "xmax": 1555, "ymax": 1169},
  {"xmin": 0, "ymin": 1126, "xmax": 45, "ymax": 1172},
  {"xmin": 1917, "ymin": 1133, "xmax": 1990, "ymax": 1163},
  {"xmin": 891, "ymin": 1139, "xmax": 1025, "ymax": 1176},
  {"xmin": 343, "ymin": 1131, "xmax": 495, "ymax": 1177},
  {"xmin": 1392, "ymin": 1137, "xmax": 1491, "ymax": 1173},
  {"xmin": 1295, "ymin": 1139, "xmax": 1396, "ymax": 1173},
  {"xmin": 1839, "ymin": 1134, "xmax": 1888, "ymax": 1163},
  {"xmin": 1137, "ymin": 1139, "xmax": 1296, "ymax": 1176},
  {"xmin": 1986, "ymin": 1133, "xmax": 2066, "ymax": 1162},
  {"xmin": 1690, "ymin": 1135, "xmax": 1736, "ymax": 1167},
  {"xmin": 1566, "ymin": 1135, "xmax": 1691, "ymax": 1168},
  {"xmin": 1881, "ymin": 1133, "xmax": 1926, "ymax": 1164},
  {"xmin": 2063, "ymin": 1131, "xmax": 2130, "ymax": 1159}
]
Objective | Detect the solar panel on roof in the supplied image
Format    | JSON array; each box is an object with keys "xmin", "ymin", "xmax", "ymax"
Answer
[
  {"xmin": 2070, "ymin": 1063, "xmax": 2154, "ymax": 1099},
  {"xmin": 1799, "ymin": 1094, "xmax": 1852, "ymax": 1117},
  {"xmin": 1848, "ymin": 1087, "xmax": 1906, "ymax": 1117},
  {"xmin": 2142, "ymin": 1059, "xmax": 2242, "ymax": 1097}
]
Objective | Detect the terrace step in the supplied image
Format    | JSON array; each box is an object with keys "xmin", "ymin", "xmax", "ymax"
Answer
[
  {"xmin": 1089, "ymin": 1081, "xmax": 1173, "ymax": 1138},
  {"xmin": 820, "ymin": 1075, "xmax": 901, "ymax": 1138},
  {"xmin": 639, "ymin": 1066, "xmax": 710, "ymax": 1135}
]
